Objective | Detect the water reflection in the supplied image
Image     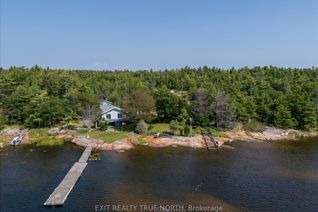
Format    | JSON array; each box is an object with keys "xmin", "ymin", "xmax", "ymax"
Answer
[{"xmin": 1, "ymin": 139, "xmax": 318, "ymax": 212}]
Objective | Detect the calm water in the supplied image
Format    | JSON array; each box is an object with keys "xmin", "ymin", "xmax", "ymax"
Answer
[{"xmin": 1, "ymin": 139, "xmax": 318, "ymax": 212}]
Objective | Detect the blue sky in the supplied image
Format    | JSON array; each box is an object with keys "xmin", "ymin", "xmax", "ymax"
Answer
[{"xmin": 1, "ymin": 0, "xmax": 318, "ymax": 70}]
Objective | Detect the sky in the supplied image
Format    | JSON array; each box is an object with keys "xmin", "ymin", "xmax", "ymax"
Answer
[{"xmin": 0, "ymin": 0, "xmax": 318, "ymax": 70}]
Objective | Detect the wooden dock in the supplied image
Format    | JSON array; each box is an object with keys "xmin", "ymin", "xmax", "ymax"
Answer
[{"xmin": 44, "ymin": 144, "xmax": 93, "ymax": 206}]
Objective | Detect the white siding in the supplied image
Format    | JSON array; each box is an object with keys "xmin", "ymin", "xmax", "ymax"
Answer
[{"xmin": 102, "ymin": 108, "xmax": 123, "ymax": 122}]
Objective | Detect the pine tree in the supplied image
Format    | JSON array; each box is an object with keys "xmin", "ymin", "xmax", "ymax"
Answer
[
  {"xmin": 273, "ymin": 104, "xmax": 296, "ymax": 129},
  {"xmin": 299, "ymin": 102, "xmax": 317, "ymax": 130}
]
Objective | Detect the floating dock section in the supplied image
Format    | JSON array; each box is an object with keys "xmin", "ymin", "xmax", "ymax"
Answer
[{"xmin": 44, "ymin": 144, "xmax": 93, "ymax": 206}]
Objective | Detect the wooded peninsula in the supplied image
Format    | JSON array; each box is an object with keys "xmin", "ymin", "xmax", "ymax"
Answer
[{"xmin": 1, "ymin": 66, "xmax": 317, "ymax": 131}]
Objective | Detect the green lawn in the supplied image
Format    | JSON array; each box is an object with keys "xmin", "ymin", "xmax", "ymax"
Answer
[
  {"xmin": 76, "ymin": 129, "xmax": 128, "ymax": 143},
  {"xmin": 148, "ymin": 123, "xmax": 170, "ymax": 134},
  {"xmin": 91, "ymin": 130, "xmax": 128, "ymax": 143},
  {"xmin": 29, "ymin": 128, "xmax": 50, "ymax": 135}
]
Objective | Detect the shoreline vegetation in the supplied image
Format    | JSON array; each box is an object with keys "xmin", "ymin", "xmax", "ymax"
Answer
[
  {"xmin": 0, "ymin": 123, "xmax": 317, "ymax": 152},
  {"xmin": 0, "ymin": 66, "xmax": 317, "ymax": 151}
]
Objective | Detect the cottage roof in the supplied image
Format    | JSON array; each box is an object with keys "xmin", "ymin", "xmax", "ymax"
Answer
[{"xmin": 100, "ymin": 100, "xmax": 122, "ymax": 114}]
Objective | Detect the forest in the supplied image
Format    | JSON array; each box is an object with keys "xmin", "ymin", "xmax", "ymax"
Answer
[{"xmin": 0, "ymin": 65, "xmax": 317, "ymax": 131}]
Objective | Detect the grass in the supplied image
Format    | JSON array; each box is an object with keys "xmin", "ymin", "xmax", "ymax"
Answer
[
  {"xmin": 208, "ymin": 128, "xmax": 230, "ymax": 138},
  {"xmin": 76, "ymin": 129, "xmax": 128, "ymax": 143},
  {"xmin": 191, "ymin": 126, "xmax": 230, "ymax": 138},
  {"xmin": 0, "ymin": 137, "xmax": 5, "ymax": 146},
  {"xmin": 244, "ymin": 120, "xmax": 266, "ymax": 132},
  {"xmin": 75, "ymin": 128, "xmax": 89, "ymax": 136},
  {"xmin": 1, "ymin": 124, "xmax": 25, "ymax": 130},
  {"xmin": 29, "ymin": 128, "xmax": 49, "ymax": 135},
  {"xmin": 66, "ymin": 120, "xmax": 83, "ymax": 129},
  {"xmin": 91, "ymin": 131, "xmax": 128, "ymax": 143},
  {"xmin": 138, "ymin": 137, "xmax": 148, "ymax": 145},
  {"xmin": 34, "ymin": 138, "xmax": 64, "ymax": 147},
  {"xmin": 147, "ymin": 123, "xmax": 231, "ymax": 137},
  {"xmin": 148, "ymin": 123, "xmax": 170, "ymax": 134},
  {"xmin": 29, "ymin": 128, "xmax": 64, "ymax": 147}
]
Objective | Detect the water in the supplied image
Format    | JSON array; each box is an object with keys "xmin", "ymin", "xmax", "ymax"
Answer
[{"xmin": 1, "ymin": 139, "xmax": 318, "ymax": 212}]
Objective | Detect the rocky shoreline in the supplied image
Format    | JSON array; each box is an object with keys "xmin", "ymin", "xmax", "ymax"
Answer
[
  {"xmin": 70, "ymin": 133, "xmax": 230, "ymax": 152},
  {"xmin": 73, "ymin": 126, "xmax": 318, "ymax": 152},
  {"xmin": 1, "ymin": 126, "xmax": 317, "ymax": 152},
  {"xmin": 71, "ymin": 134, "xmax": 137, "ymax": 152}
]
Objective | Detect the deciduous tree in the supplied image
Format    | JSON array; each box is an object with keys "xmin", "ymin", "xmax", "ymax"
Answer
[{"xmin": 123, "ymin": 88, "xmax": 156, "ymax": 122}]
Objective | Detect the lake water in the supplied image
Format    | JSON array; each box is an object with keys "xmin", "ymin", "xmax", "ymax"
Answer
[{"xmin": 1, "ymin": 138, "xmax": 318, "ymax": 212}]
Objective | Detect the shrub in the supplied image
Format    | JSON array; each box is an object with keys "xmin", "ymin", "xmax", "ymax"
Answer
[
  {"xmin": 0, "ymin": 114, "xmax": 7, "ymax": 130},
  {"xmin": 244, "ymin": 120, "xmax": 266, "ymax": 132},
  {"xmin": 169, "ymin": 120, "xmax": 179, "ymax": 135},
  {"xmin": 184, "ymin": 125, "xmax": 191, "ymax": 136},
  {"xmin": 99, "ymin": 120, "xmax": 108, "ymax": 131},
  {"xmin": 192, "ymin": 126, "xmax": 204, "ymax": 135},
  {"xmin": 135, "ymin": 120, "xmax": 148, "ymax": 134},
  {"xmin": 207, "ymin": 128, "xmax": 230, "ymax": 138},
  {"xmin": 66, "ymin": 120, "xmax": 82, "ymax": 129}
]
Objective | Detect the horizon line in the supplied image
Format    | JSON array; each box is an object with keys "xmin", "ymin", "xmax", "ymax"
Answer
[{"xmin": 1, "ymin": 64, "xmax": 318, "ymax": 72}]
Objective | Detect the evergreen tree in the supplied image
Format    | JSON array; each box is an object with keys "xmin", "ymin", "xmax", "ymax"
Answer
[
  {"xmin": 298, "ymin": 102, "xmax": 317, "ymax": 130},
  {"xmin": 273, "ymin": 104, "xmax": 296, "ymax": 129},
  {"xmin": 0, "ymin": 66, "xmax": 317, "ymax": 130}
]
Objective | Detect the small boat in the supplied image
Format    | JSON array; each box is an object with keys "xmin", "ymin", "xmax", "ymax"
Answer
[{"xmin": 10, "ymin": 135, "xmax": 24, "ymax": 146}]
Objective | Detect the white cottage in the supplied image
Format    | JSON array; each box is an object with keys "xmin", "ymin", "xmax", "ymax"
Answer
[{"xmin": 100, "ymin": 100, "xmax": 124, "ymax": 123}]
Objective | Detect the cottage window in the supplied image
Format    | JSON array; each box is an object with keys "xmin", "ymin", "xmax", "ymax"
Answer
[
  {"xmin": 106, "ymin": 114, "xmax": 111, "ymax": 119},
  {"xmin": 118, "ymin": 113, "xmax": 122, "ymax": 119}
]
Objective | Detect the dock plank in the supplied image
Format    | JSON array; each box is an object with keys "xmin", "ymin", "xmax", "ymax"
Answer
[
  {"xmin": 78, "ymin": 145, "xmax": 93, "ymax": 163},
  {"xmin": 44, "ymin": 144, "xmax": 93, "ymax": 206},
  {"xmin": 44, "ymin": 162, "xmax": 87, "ymax": 206}
]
